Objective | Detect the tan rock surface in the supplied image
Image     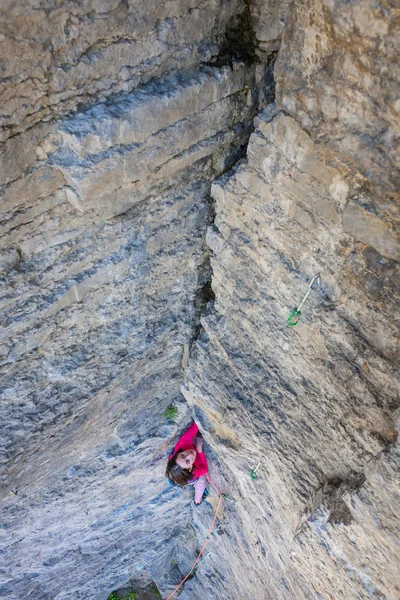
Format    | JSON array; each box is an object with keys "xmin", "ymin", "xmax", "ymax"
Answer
[
  {"xmin": 183, "ymin": 108, "xmax": 399, "ymax": 600},
  {"xmin": 0, "ymin": 0, "xmax": 244, "ymax": 141},
  {"xmin": 0, "ymin": 0, "xmax": 399, "ymax": 599},
  {"xmin": 275, "ymin": 0, "xmax": 400, "ymax": 201}
]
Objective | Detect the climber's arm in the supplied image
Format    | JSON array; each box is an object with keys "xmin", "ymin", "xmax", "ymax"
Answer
[
  {"xmin": 173, "ymin": 422, "xmax": 199, "ymax": 453},
  {"xmin": 194, "ymin": 451, "xmax": 208, "ymax": 476}
]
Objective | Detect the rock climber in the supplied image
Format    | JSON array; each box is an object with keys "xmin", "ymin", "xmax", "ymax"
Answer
[{"xmin": 166, "ymin": 421, "xmax": 208, "ymax": 504}]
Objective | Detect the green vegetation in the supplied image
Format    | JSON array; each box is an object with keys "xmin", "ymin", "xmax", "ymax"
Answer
[
  {"xmin": 164, "ymin": 403, "xmax": 178, "ymax": 421},
  {"xmin": 107, "ymin": 592, "xmax": 139, "ymax": 600},
  {"xmin": 151, "ymin": 585, "xmax": 162, "ymax": 598}
]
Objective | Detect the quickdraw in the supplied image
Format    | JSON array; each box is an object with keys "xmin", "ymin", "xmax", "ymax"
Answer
[
  {"xmin": 189, "ymin": 552, "xmax": 214, "ymax": 576},
  {"xmin": 221, "ymin": 493, "xmax": 238, "ymax": 506},
  {"xmin": 250, "ymin": 459, "xmax": 262, "ymax": 480},
  {"xmin": 287, "ymin": 273, "xmax": 321, "ymax": 327},
  {"xmin": 208, "ymin": 525, "xmax": 223, "ymax": 539}
]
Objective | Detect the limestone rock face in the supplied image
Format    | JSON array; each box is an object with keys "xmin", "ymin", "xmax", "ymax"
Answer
[
  {"xmin": 180, "ymin": 3, "xmax": 399, "ymax": 598},
  {"xmin": 0, "ymin": 174, "xmax": 209, "ymax": 598},
  {"xmin": 0, "ymin": 0, "xmax": 244, "ymax": 141},
  {"xmin": 275, "ymin": 0, "xmax": 400, "ymax": 203},
  {"xmin": 182, "ymin": 109, "xmax": 399, "ymax": 600},
  {"xmin": 0, "ymin": 42, "xmax": 268, "ymax": 595},
  {"xmin": 1, "ymin": 1, "xmax": 399, "ymax": 600},
  {"xmin": 0, "ymin": 60, "xmax": 264, "ymax": 467}
]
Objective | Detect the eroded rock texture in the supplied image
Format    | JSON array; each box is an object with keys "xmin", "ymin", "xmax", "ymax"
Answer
[
  {"xmin": 0, "ymin": 0, "xmax": 246, "ymax": 141},
  {"xmin": 0, "ymin": 55, "xmax": 269, "ymax": 597},
  {"xmin": 183, "ymin": 109, "xmax": 399, "ymax": 600},
  {"xmin": 0, "ymin": 0, "xmax": 399, "ymax": 599}
]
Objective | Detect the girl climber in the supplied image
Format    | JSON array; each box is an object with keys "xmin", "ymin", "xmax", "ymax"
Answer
[{"xmin": 166, "ymin": 422, "xmax": 208, "ymax": 504}]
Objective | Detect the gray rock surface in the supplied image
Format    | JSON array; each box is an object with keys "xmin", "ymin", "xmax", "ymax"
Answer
[
  {"xmin": 182, "ymin": 109, "xmax": 399, "ymax": 600},
  {"xmin": 0, "ymin": 175, "xmax": 208, "ymax": 598},
  {"xmin": 275, "ymin": 0, "xmax": 400, "ymax": 204},
  {"xmin": 0, "ymin": 0, "xmax": 244, "ymax": 141},
  {"xmin": 0, "ymin": 42, "xmax": 269, "ymax": 595},
  {"xmin": 0, "ymin": 59, "xmax": 267, "ymax": 464},
  {"xmin": 1, "ymin": 1, "xmax": 399, "ymax": 599}
]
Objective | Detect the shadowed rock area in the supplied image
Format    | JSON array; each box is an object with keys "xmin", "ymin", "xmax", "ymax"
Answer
[{"xmin": 0, "ymin": 1, "xmax": 399, "ymax": 599}]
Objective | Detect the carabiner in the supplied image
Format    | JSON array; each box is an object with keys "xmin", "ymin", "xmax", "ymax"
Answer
[{"xmin": 287, "ymin": 308, "xmax": 300, "ymax": 327}]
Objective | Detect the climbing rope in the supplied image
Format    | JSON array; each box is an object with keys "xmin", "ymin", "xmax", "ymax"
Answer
[{"xmin": 166, "ymin": 474, "xmax": 223, "ymax": 600}]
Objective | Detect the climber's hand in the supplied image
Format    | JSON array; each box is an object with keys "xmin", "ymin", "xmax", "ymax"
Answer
[{"xmin": 195, "ymin": 437, "xmax": 203, "ymax": 453}]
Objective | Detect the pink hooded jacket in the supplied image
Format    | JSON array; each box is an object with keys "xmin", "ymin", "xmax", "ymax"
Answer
[{"xmin": 172, "ymin": 422, "xmax": 208, "ymax": 478}]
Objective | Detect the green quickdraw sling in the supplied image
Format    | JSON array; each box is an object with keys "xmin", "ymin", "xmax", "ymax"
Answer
[{"xmin": 287, "ymin": 273, "xmax": 321, "ymax": 327}]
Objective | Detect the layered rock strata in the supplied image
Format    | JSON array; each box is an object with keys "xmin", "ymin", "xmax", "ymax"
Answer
[
  {"xmin": 0, "ymin": 62, "xmax": 263, "ymax": 466},
  {"xmin": 0, "ymin": 53, "xmax": 269, "ymax": 598},
  {"xmin": 0, "ymin": 175, "xmax": 208, "ymax": 598},
  {"xmin": 182, "ymin": 109, "xmax": 399, "ymax": 600},
  {"xmin": 0, "ymin": 0, "xmax": 399, "ymax": 599},
  {"xmin": 0, "ymin": 0, "xmax": 245, "ymax": 141}
]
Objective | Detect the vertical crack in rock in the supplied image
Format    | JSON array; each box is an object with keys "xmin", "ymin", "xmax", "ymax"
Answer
[
  {"xmin": 184, "ymin": 1, "xmax": 280, "ymax": 362},
  {"xmin": 216, "ymin": 0, "xmax": 258, "ymax": 65},
  {"xmin": 148, "ymin": 7, "xmax": 282, "ymax": 598},
  {"xmin": 0, "ymin": 4, "xmax": 276, "ymax": 595},
  {"xmin": 191, "ymin": 204, "xmax": 216, "ymax": 355}
]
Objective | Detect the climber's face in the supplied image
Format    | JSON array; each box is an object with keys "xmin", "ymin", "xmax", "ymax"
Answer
[{"xmin": 176, "ymin": 449, "xmax": 196, "ymax": 470}]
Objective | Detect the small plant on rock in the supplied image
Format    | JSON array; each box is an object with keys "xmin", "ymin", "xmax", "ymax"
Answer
[
  {"xmin": 107, "ymin": 591, "xmax": 139, "ymax": 600},
  {"xmin": 164, "ymin": 403, "xmax": 178, "ymax": 421},
  {"xmin": 151, "ymin": 585, "xmax": 162, "ymax": 598}
]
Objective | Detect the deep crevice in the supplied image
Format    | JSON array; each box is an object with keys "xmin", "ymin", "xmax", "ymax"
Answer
[
  {"xmin": 184, "ymin": 0, "xmax": 279, "ymax": 365},
  {"xmin": 190, "ymin": 193, "xmax": 216, "ymax": 355},
  {"xmin": 212, "ymin": 1, "xmax": 259, "ymax": 66}
]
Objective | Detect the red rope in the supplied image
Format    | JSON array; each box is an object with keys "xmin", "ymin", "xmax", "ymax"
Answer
[{"xmin": 166, "ymin": 474, "xmax": 223, "ymax": 600}]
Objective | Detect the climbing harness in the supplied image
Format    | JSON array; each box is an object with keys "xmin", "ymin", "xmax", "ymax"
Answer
[
  {"xmin": 166, "ymin": 474, "xmax": 223, "ymax": 600},
  {"xmin": 287, "ymin": 273, "xmax": 321, "ymax": 327},
  {"xmin": 250, "ymin": 459, "xmax": 262, "ymax": 480}
]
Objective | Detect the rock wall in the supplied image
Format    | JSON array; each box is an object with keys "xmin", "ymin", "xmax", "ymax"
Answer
[
  {"xmin": 0, "ymin": 58, "xmax": 270, "ymax": 599},
  {"xmin": 0, "ymin": 1, "xmax": 273, "ymax": 595},
  {"xmin": 183, "ymin": 108, "xmax": 399, "ymax": 600},
  {"xmin": 1, "ymin": 1, "xmax": 399, "ymax": 599},
  {"xmin": 182, "ymin": 1, "xmax": 400, "ymax": 599},
  {"xmin": 0, "ymin": 60, "xmax": 265, "ymax": 467},
  {"xmin": 0, "ymin": 0, "xmax": 245, "ymax": 141}
]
